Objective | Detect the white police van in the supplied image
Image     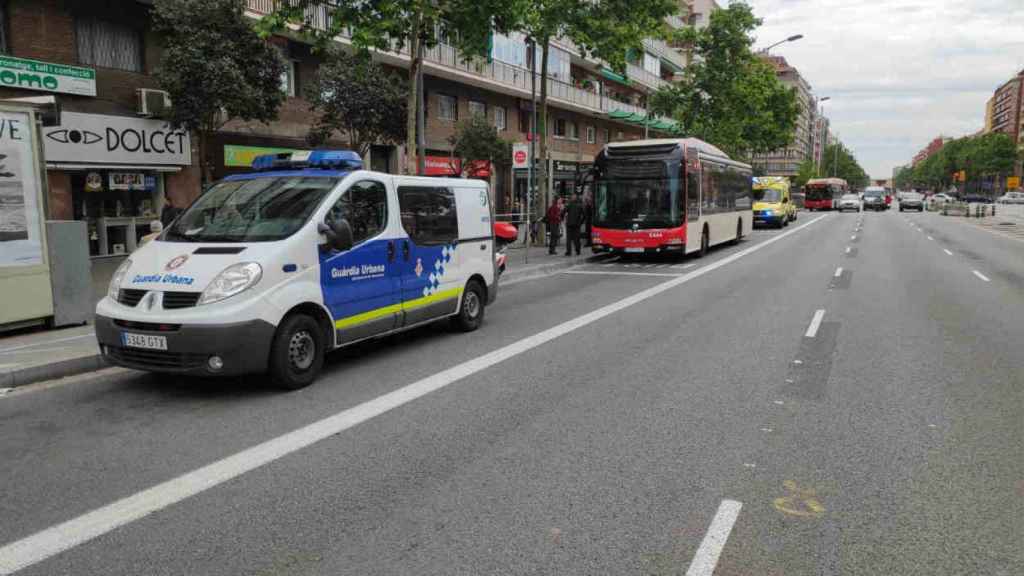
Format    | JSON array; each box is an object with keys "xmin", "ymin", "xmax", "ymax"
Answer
[{"xmin": 95, "ymin": 150, "xmax": 497, "ymax": 389}]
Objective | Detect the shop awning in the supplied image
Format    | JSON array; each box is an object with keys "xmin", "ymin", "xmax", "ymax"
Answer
[
  {"xmin": 600, "ymin": 67, "xmax": 629, "ymax": 84},
  {"xmin": 652, "ymin": 120, "xmax": 675, "ymax": 131},
  {"xmin": 46, "ymin": 163, "xmax": 183, "ymax": 172},
  {"xmin": 625, "ymin": 113, "xmax": 651, "ymax": 125},
  {"xmin": 607, "ymin": 109, "xmax": 633, "ymax": 119}
]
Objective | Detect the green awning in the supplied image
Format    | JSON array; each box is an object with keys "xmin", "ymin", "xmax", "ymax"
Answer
[
  {"xmin": 608, "ymin": 109, "xmax": 633, "ymax": 119},
  {"xmin": 600, "ymin": 67, "xmax": 630, "ymax": 85},
  {"xmin": 652, "ymin": 120, "xmax": 675, "ymax": 131},
  {"xmin": 625, "ymin": 113, "xmax": 649, "ymax": 124}
]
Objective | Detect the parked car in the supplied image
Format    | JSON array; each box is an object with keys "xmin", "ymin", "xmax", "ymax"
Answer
[
  {"xmin": 929, "ymin": 193, "xmax": 955, "ymax": 204},
  {"xmin": 899, "ymin": 192, "xmax": 925, "ymax": 212},
  {"xmin": 838, "ymin": 193, "xmax": 862, "ymax": 212},
  {"xmin": 962, "ymin": 193, "xmax": 993, "ymax": 203},
  {"xmin": 996, "ymin": 191, "xmax": 1024, "ymax": 204}
]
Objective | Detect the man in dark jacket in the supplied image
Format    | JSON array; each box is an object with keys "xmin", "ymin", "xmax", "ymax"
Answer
[{"xmin": 564, "ymin": 194, "xmax": 585, "ymax": 256}]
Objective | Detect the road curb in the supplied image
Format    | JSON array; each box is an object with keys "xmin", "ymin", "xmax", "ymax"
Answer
[
  {"xmin": 501, "ymin": 253, "xmax": 610, "ymax": 283},
  {"xmin": 1, "ymin": 354, "xmax": 108, "ymax": 389}
]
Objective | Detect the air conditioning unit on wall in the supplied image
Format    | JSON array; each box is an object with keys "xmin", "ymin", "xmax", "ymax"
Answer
[{"xmin": 136, "ymin": 88, "xmax": 171, "ymax": 117}]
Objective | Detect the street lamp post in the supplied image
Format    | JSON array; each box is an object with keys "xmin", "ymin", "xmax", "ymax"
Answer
[{"xmin": 761, "ymin": 34, "xmax": 804, "ymax": 54}]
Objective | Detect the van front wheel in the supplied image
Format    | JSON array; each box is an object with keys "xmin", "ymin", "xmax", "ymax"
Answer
[
  {"xmin": 452, "ymin": 281, "xmax": 485, "ymax": 332},
  {"xmin": 268, "ymin": 313, "xmax": 324, "ymax": 391}
]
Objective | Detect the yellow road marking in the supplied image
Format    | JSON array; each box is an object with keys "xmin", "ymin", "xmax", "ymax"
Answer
[{"xmin": 772, "ymin": 480, "xmax": 826, "ymax": 518}]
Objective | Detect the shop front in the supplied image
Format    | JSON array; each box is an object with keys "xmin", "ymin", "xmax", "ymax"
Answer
[{"xmin": 41, "ymin": 112, "xmax": 192, "ymax": 258}]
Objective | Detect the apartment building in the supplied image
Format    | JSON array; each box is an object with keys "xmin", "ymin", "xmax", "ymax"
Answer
[
  {"xmin": 687, "ymin": 0, "xmax": 720, "ymax": 30},
  {"xmin": 757, "ymin": 55, "xmax": 816, "ymax": 178},
  {"xmin": 0, "ymin": 0, "xmax": 692, "ymax": 262},
  {"xmin": 911, "ymin": 136, "xmax": 948, "ymax": 167},
  {"xmin": 987, "ymin": 69, "xmax": 1022, "ymax": 144}
]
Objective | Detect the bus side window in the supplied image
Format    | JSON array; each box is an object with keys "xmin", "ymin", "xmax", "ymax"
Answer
[
  {"xmin": 687, "ymin": 171, "xmax": 700, "ymax": 221},
  {"xmin": 702, "ymin": 167, "xmax": 717, "ymax": 215}
]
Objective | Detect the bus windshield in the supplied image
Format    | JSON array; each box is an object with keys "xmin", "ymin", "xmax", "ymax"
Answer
[
  {"xmin": 593, "ymin": 161, "xmax": 680, "ymax": 229},
  {"xmin": 164, "ymin": 176, "xmax": 340, "ymax": 243},
  {"xmin": 805, "ymin": 185, "xmax": 833, "ymax": 201}
]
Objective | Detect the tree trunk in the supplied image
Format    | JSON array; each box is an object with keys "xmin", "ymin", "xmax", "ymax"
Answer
[
  {"xmin": 405, "ymin": 13, "xmax": 423, "ymax": 175},
  {"xmin": 537, "ymin": 39, "xmax": 550, "ymax": 226},
  {"xmin": 198, "ymin": 129, "xmax": 211, "ymax": 186}
]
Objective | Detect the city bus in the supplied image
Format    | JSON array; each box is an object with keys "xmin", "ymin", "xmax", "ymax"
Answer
[
  {"xmin": 803, "ymin": 177, "xmax": 848, "ymax": 211},
  {"xmin": 588, "ymin": 139, "xmax": 752, "ymax": 257}
]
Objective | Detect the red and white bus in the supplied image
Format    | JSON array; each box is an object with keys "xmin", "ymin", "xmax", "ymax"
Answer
[
  {"xmin": 588, "ymin": 138, "xmax": 753, "ymax": 257},
  {"xmin": 803, "ymin": 177, "xmax": 848, "ymax": 211}
]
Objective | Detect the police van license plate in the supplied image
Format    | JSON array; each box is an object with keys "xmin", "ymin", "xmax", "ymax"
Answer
[
  {"xmin": 122, "ymin": 333, "xmax": 168, "ymax": 350},
  {"xmin": 625, "ymin": 247, "xmax": 644, "ymax": 253}
]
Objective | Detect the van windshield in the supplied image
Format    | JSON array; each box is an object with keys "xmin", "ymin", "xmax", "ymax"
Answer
[
  {"xmin": 754, "ymin": 188, "xmax": 782, "ymax": 202},
  {"xmin": 164, "ymin": 176, "xmax": 339, "ymax": 242}
]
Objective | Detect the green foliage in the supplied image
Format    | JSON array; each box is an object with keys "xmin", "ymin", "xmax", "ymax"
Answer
[
  {"xmin": 306, "ymin": 49, "xmax": 407, "ymax": 157},
  {"xmin": 822, "ymin": 143, "xmax": 869, "ymax": 189},
  {"xmin": 795, "ymin": 159, "xmax": 819, "ymax": 189},
  {"xmin": 153, "ymin": 0, "xmax": 286, "ymax": 182},
  {"xmin": 910, "ymin": 132, "xmax": 1018, "ymax": 191},
  {"xmin": 448, "ymin": 114, "xmax": 513, "ymax": 176},
  {"xmin": 893, "ymin": 165, "xmax": 913, "ymax": 190},
  {"xmin": 649, "ymin": 2, "xmax": 799, "ymax": 159}
]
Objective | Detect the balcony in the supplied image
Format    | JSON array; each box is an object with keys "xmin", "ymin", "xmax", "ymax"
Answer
[
  {"xmin": 643, "ymin": 38, "xmax": 688, "ymax": 71},
  {"xmin": 626, "ymin": 63, "xmax": 668, "ymax": 91},
  {"xmin": 245, "ymin": 0, "xmax": 671, "ymax": 127}
]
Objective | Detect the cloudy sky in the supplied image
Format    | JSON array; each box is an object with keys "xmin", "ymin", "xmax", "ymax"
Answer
[{"xmin": 744, "ymin": 0, "xmax": 1024, "ymax": 179}]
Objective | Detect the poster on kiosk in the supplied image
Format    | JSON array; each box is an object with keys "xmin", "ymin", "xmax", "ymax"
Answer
[{"xmin": 0, "ymin": 105, "xmax": 53, "ymax": 327}]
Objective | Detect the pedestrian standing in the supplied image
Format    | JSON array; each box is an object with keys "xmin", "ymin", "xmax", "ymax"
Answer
[
  {"xmin": 546, "ymin": 197, "xmax": 563, "ymax": 255},
  {"xmin": 160, "ymin": 192, "xmax": 182, "ymax": 227},
  {"xmin": 564, "ymin": 194, "xmax": 584, "ymax": 256}
]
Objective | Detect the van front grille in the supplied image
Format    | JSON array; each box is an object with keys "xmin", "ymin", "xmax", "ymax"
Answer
[
  {"xmin": 117, "ymin": 289, "xmax": 147, "ymax": 307},
  {"xmin": 106, "ymin": 346, "xmax": 206, "ymax": 371},
  {"xmin": 162, "ymin": 292, "xmax": 201, "ymax": 309}
]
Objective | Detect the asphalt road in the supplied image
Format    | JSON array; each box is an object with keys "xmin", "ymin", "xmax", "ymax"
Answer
[{"xmin": 1, "ymin": 207, "xmax": 1022, "ymax": 575}]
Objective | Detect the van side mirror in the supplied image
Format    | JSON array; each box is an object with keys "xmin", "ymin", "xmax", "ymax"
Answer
[{"xmin": 318, "ymin": 219, "xmax": 354, "ymax": 252}]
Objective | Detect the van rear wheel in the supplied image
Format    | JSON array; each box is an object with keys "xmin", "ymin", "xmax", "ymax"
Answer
[
  {"xmin": 452, "ymin": 280, "xmax": 485, "ymax": 332},
  {"xmin": 268, "ymin": 313, "xmax": 324, "ymax": 391}
]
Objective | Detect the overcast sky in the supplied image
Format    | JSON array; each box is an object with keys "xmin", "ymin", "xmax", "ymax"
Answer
[{"xmin": 744, "ymin": 0, "xmax": 1024, "ymax": 179}]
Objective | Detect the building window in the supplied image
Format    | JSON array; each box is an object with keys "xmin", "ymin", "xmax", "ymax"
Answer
[
  {"xmin": 554, "ymin": 118, "xmax": 567, "ymax": 138},
  {"xmin": 586, "ymin": 126, "xmax": 596, "ymax": 144},
  {"xmin": 603, "ymin": 128, "xmax": 610, "ymax": 143},
  {"xmin": 280, "ymin": 59, "xmax": 296, "ymax": 97},
  {"xmin": 495, "ymin": 106, "xmax": 507, "ymax": 131},
  {"xmin": 519, "ymin": 109, "xmax": 533, "ymax": 134},
  {"xmin": 468, "ymin": 100, "xmax": 486, "ymax": 118},
  {"xmin": 643, "ymin": 52, "xmax": 660, "ymax": 76},
  {"xmin": 438, "ymin": 94, "xmax": 458, "ymax": 122},
  {"xmin": 567, "ymin": 121, "xmax": 579, "ymax": 141},
  {"xmin": 0, "ymin": 4, "xmax": 8, "ymax": 54},
  {"xmin": 76, "ymin": 17, "xmax": 143, "ymax": 73}
]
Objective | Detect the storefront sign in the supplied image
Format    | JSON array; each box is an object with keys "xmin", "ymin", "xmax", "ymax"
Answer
[
  {"xmin": 512, "ymin": 143, "xmax": 529, "ymax": 169},
  {"xmin": 0, "ymin": 110, "xmax": 44, "ymax": 267},
  {"xmin": 0, "ymin": 56, "xmax": 96, "ymax": 97},
  {"xmin": 467, "ymin": 160, "xmax": 492, "ymax": 178},
  {"xmin": 553, "ymin": 160, "xmax": 578, "ymax": 173},
  {"xmin": 43, "ymin": 112, "xmax": 191, "ymax": 166},
  {"xmin": 224, "ymin": 145, "xmax": 297, "ymax": 168},
  {"xmin": 417, "ymin": 156, "xmax": 461, "ymax": 176},
  {"xmin": 1008, "ymin": 176, "xmax": 1020, "ymax": 189},
  {"xmin": 109, "ymin": 172, "xmax": 146, "ymax": 190}
]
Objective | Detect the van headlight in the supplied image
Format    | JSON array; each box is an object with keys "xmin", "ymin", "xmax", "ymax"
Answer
[
  {"xmin": 199, "ymin": 262, "xmax": 262, "ymax": 305},
  {"xmin": 108, "ymin": 258, "xmax": 133, "ymax": 301}
]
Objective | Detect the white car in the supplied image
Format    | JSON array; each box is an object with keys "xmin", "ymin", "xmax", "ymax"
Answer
[
  {"xmin": 930, "ymin": 193, "xmax": 955, "ymax": 204},
  {"xmin": 996, "ymin": 191, "xmax": 1024, "ymax": 204},
  {"xmin": 838, "ymin": 193, "xmax": 861, "ymax": 212},
  {"xmin": 95, "ymin": 150, "xmax": 497, "ymax": 390}
]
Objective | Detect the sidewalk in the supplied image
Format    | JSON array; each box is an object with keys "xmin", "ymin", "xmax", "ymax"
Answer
[
  {"xmin": 935, "ymin": 203, "xmax": 1024, "ymax": 242},
  {"xmin": 0, "ymin": 242, "xmax": 599, "ymax": 390}
]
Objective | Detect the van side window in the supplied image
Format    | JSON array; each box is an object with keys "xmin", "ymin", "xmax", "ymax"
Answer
[
  {"xmin": 397, "ymin": 186, "xmax": 458, "ymax": 245},
  {"xmin": 328, "ymin": 180, "xmax": 388, "ymax": 245}
]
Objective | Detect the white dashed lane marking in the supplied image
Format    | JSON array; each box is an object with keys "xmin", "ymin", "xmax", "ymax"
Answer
[
  {"xmin": 972, "ymin": 270, "xmax": 991, "ymax": 283},
  {"xmin": 804, "ymin": 309, "xmax": 826, "ymax": 338}
]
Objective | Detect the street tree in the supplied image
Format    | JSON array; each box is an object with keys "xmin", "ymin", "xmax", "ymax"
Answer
[
  {"xmin": 258, "ymin": 0, "xmax": 525, "ymax": 175},
  {"xmin": 153, "ymin": 0, "xmax": 286, "ymax": 184},
  {"xmin": 305, "ymin": 49, "xmax": 408, "ymax": 157},
  {"xmin": 822, "ymin": 143, "xmax": 869, "ymax": 188},
  {"xmin": 649, "ymin": 2, "xmax": 799, "ymax": 160},
  {"xmin": 447, "ymin": 114, "xmax": 513, "ymax": 179},
  {"xmin": 893, "ymin": 165, "xmax": 913, "ymax": 190},
  {"xmin": 517, "ymin": 0, "xmax": 676, "ymax": 219},
  {"xmin": 794, "ymin": 159, "xmax": 819, "ymax": 189}
]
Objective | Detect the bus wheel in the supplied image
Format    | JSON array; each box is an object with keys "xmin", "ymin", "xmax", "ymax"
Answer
[
  {"xmin": 698, "ymin": 226, "xmax": 709, "ymax": 257},
  {"xmin": 731, "ymin": 219, "xmax": 743, "ymax": 245},
  {"xmin": 268, "ymin": 313, "xmax": 324, "ymax": 391}
]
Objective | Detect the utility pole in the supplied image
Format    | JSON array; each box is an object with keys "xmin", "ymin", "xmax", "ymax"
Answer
[
  {"xmin": 525, "ymin": 38, "xmax": 537, "ymax": 263},
  {"xmin": 416, "ymin": 39, "xmax": 425, "ymax": 176}
]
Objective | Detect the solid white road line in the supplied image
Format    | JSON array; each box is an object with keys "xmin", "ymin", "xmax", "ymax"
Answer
[
  {"xmin": 671, "ymin": 262, "xmax": 698, "ymax": 270},
  {"xmin": 972, "ymin": 270, "xmax": 991, "ymax": 282},
  {"xmin": 943, "ymin": 249, "xmax": 953, "ymax": 256},
  {"xmin": 805, "ymin": 309, "xmax": 826, "ymax": 338},
  {"xmin": 562, "ymin": 270, "xmax": 682, "ymax": 278},
  {"xmin": 684, "ymin": 500, "xmax": 743, "ymax": 576},
  {"xmin": 834, "ymin": 267, "xmax": 843, "ymax": 278},
  {"xmin": 0, "ymin": 215, "xmax": 831, "ymax": 575}
]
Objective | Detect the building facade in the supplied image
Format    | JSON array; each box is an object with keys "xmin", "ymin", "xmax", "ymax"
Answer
[
  {"xmin": 911, "ymin": 136, "xmax": 948, "ymax": 167},
  {"xmin": 987, "ymin": 70, "xmax": 1022, "ymax": 145},
  {"xmin": 758, "ymin": 55, "xmax": 816, "ymax": 178},
  {"xmin": 0, "ymin": 0, "xmax": 693, "ymax": 263},
  {"xmin": 813, "ymin": 115, "xmax": 830, "ymax": 171}
]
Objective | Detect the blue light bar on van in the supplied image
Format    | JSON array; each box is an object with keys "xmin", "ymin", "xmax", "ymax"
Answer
[{"xmin": 250, "ymin": 150, "xmax": 363, "ymax": 171}]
